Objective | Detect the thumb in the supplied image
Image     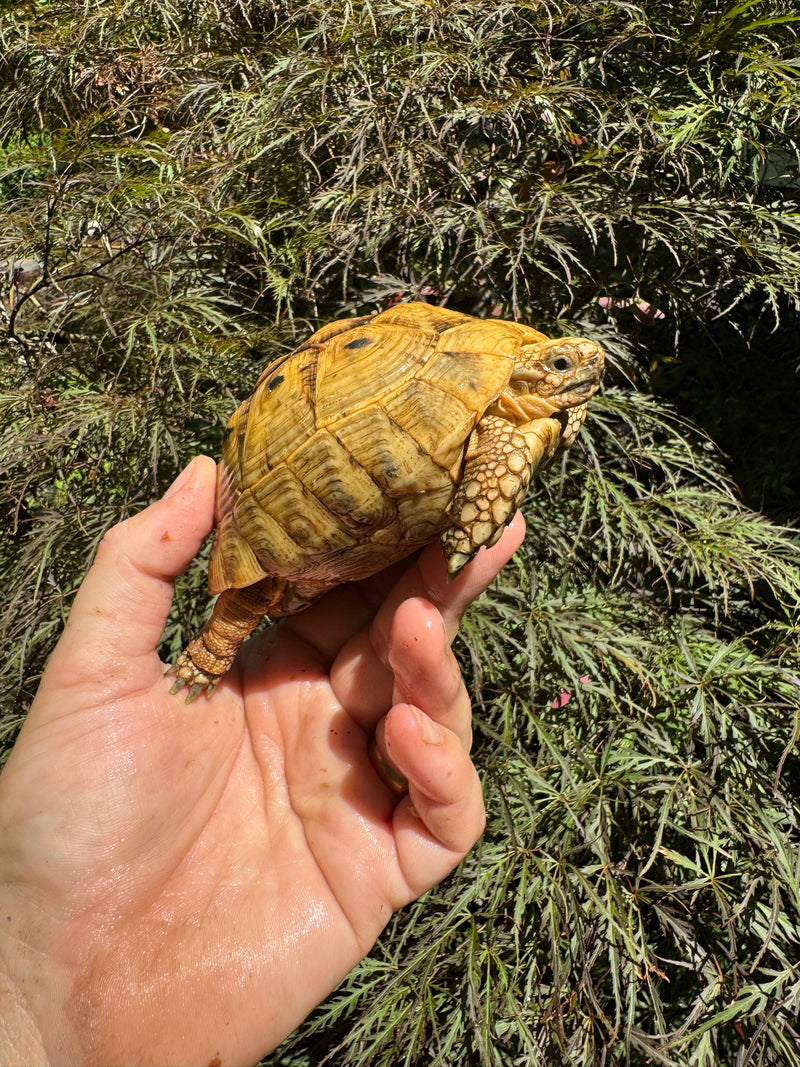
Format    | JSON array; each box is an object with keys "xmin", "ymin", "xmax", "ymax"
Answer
[{"xmin": 38, "ymin": 456, "xmax": 217, "ymax": 700}]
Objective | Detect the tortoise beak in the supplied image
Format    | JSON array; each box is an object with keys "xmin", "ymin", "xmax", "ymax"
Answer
[{"xmin": 560, "ymin": 378, "xmax": 595, "ymax": 396}]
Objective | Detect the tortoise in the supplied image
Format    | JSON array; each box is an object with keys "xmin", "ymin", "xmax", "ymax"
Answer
[{"xmin": 168, "ymin": 301, "xmax": 604, "ymax": 700}]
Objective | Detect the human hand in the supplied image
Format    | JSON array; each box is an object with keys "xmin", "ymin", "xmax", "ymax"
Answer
[{"xmin": 0, "ymin": 456, "xmax": 525, "ymax": 1067}]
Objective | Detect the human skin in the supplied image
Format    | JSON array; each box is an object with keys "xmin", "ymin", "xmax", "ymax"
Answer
[{"xmin": 0, "ymin": 456, "xmax": 525, "ymax": 1067}]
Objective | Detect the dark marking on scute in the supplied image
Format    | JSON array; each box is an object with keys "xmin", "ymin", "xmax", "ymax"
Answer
[
  {"xmin": 254, "ymin": 352, "xmax": 291, "ymax": 388},
  {"xmin": 221, "ymin": 426, "xmax": 232, "ymax": 444},
  {"xmin": 232, "ymin": 400, "xmax": 251, "ymax": 470},
  {"xmin": 374, "ymin": 452, "xmax": 398, "ymax": 480},
  {"xmin": 344, "ymin": 336, "xmax": 371, "ymax": 350},
  {"xmin": 326, "ymin": 486, "xmax": 360, "ymax": 512},
  {"xmin": 268, "ymin": 374, "xmax": 284, "ymax": 391},
  {"xmin": 299, "ymin": 360, "xmax": 318, "ymax": 410},
  {"xmin": 236, "ymin": 431, "xmax": 248, "ymax": 474},
  {"xmin": 294, "ymin": 313, "xmax": 374, "ymax": 354}
]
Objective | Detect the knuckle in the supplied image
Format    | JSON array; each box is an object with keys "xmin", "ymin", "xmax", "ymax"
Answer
[{"xmin": 95, "ymin": 519, "xmax": 128, "ymax": 558}]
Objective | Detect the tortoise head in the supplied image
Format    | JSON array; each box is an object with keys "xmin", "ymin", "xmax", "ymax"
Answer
[{"xmin": 510, "ymin": 337, "xmax": 605, "ymax": 410}]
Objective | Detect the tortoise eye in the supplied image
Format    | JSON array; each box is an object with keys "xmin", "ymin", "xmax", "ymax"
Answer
[{"xmin": 551, "ymin": 356, "xmax": 573, "ymax": 372}]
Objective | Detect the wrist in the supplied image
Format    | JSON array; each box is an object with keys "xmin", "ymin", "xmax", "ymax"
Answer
[
  {"xmin": 0, "ymin": 968, "xmax": 48, "ymax": 1067},
  {"xmin": 0, "ymin": 881, "xmax": 61, "ymax": 1067}
]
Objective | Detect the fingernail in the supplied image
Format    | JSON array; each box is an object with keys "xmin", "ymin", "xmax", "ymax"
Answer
[
  {"xmin": 411, "ymin": 706, "xmax": 444, "ymax": 745},
  {"xmin": 164, "ymin": 458, "xmax": 199, "ymax": 499}
]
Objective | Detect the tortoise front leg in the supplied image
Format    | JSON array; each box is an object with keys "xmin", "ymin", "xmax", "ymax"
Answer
[{"xmin": 441, "ymin": 414, "xmax": 562, "ymax": 575}]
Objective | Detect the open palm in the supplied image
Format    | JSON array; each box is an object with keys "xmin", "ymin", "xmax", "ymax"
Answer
[{"xmin": 0, "ymin": 456, "xmax": 524, "ymax": 1067}]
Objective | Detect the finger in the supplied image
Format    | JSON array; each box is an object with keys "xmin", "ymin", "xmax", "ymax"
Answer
[
  {"xmin": 328, "ymin": 514, "xmax": 525, "ymax": 726},
  {"xmin": 39, "ymin": 456, "xmax": 217, "ymax": 697},
  {"xmin": 287, "ymin": 512, "xmax": 526, "ymax": 669},
  {"xmin": 383, "ymin": 704, "xmax": 485, "ymax": 894},
  {"xmin": 382, "ymin": 511, "xmax": 527, "ymax": 644},
  {"xmin": 386, "ymin": 598, "xmax": 473, "ymax": 748},
  {"xmin": 365, "ymin": 597, "xmax": 473, "ymax": 795}
]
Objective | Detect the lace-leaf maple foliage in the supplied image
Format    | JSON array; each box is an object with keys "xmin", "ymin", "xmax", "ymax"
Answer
[{"xmin": 1, "ymin": 1, "xmax": 799, "ymax": 1063}]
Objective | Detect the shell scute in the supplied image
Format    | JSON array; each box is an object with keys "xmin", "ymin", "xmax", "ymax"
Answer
[
  {"xmin": 396, "ymin": 484, "xmax": 458, "ymax": 542},
  {"xmin": 208, "ymin": 480, "xmax": 269, "ymax": 594},
  {"xmin": 381, "ymin": 378, "xmax": 476, "ymax": 462},
  {"xmin": 232, "ymin": 492, "xmax": 311, "ymax": 576},
  {"xmin": 241, "ymin": 465, "xmax": 355, "ymax": 554},
  {"xmin": 332, "ymin": 405, "xmax": 453, "ymax": 497},
  {"xmin": 313, "ymin": 323, "xmax": 432, "ymax": 426},
  {"xmin": 291, "ymin": 312, "xmax": 373, "ymax": 354},
  {"xmin": 422, "ymin": 346, "xmax": 514, "ymax": 412},
  {"xmin": 378, "ymin": 302, "xmax": 473, "ymax": 334}
]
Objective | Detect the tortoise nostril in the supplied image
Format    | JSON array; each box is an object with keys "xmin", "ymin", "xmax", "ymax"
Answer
[{"xmin": 577, "ymin": 341, "xmax": 603, "ymax": 361}]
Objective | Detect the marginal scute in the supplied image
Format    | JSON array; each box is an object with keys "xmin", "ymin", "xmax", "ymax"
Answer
[
  {"xmin": 397, "ymin": 483, "xmax": 455, "ymax": 540},
  {"xmin": 231, "ymin": 494, "xmax": 309, "ymax": 577},
  {"xmin": 208, "ymin": 521, "xmax": 269, "ymax": 594},
  {"xmin": 169, "ymin": 301, "xmax": 605, "ymax": 697}
]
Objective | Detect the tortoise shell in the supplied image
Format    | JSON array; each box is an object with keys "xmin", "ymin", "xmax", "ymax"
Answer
[{"xmin": 169, "ymin": 301, "xmax": 604, "ymax": 698}]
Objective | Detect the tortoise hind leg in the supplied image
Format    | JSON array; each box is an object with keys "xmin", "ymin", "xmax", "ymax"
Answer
[
  {"xmin": 441, "ymin": 413, "xmax": 561, "ymax": 575},
  {"xmin": 167, "ymin": 573, "xmax": 340, "ymax": 701},
  {"xmin": 167, "ymin": 584, "xmax": 277, "ymax": 702}
]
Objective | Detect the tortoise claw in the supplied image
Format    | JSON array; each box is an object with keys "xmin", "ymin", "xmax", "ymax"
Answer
[
  {"xmin": 164, "ymin": 658, "xmax": 219, "ymax": 702},
  {"xmin": 168, "ymin": 675, "xmax": 186, "ymax": 696},
  {"xmin": 184, "ymin": 682, "xmax": 209, "ymax": 704},
  {"xmin": 444, "ymin": 549, "xmax": 474, "ymax": 577}
]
